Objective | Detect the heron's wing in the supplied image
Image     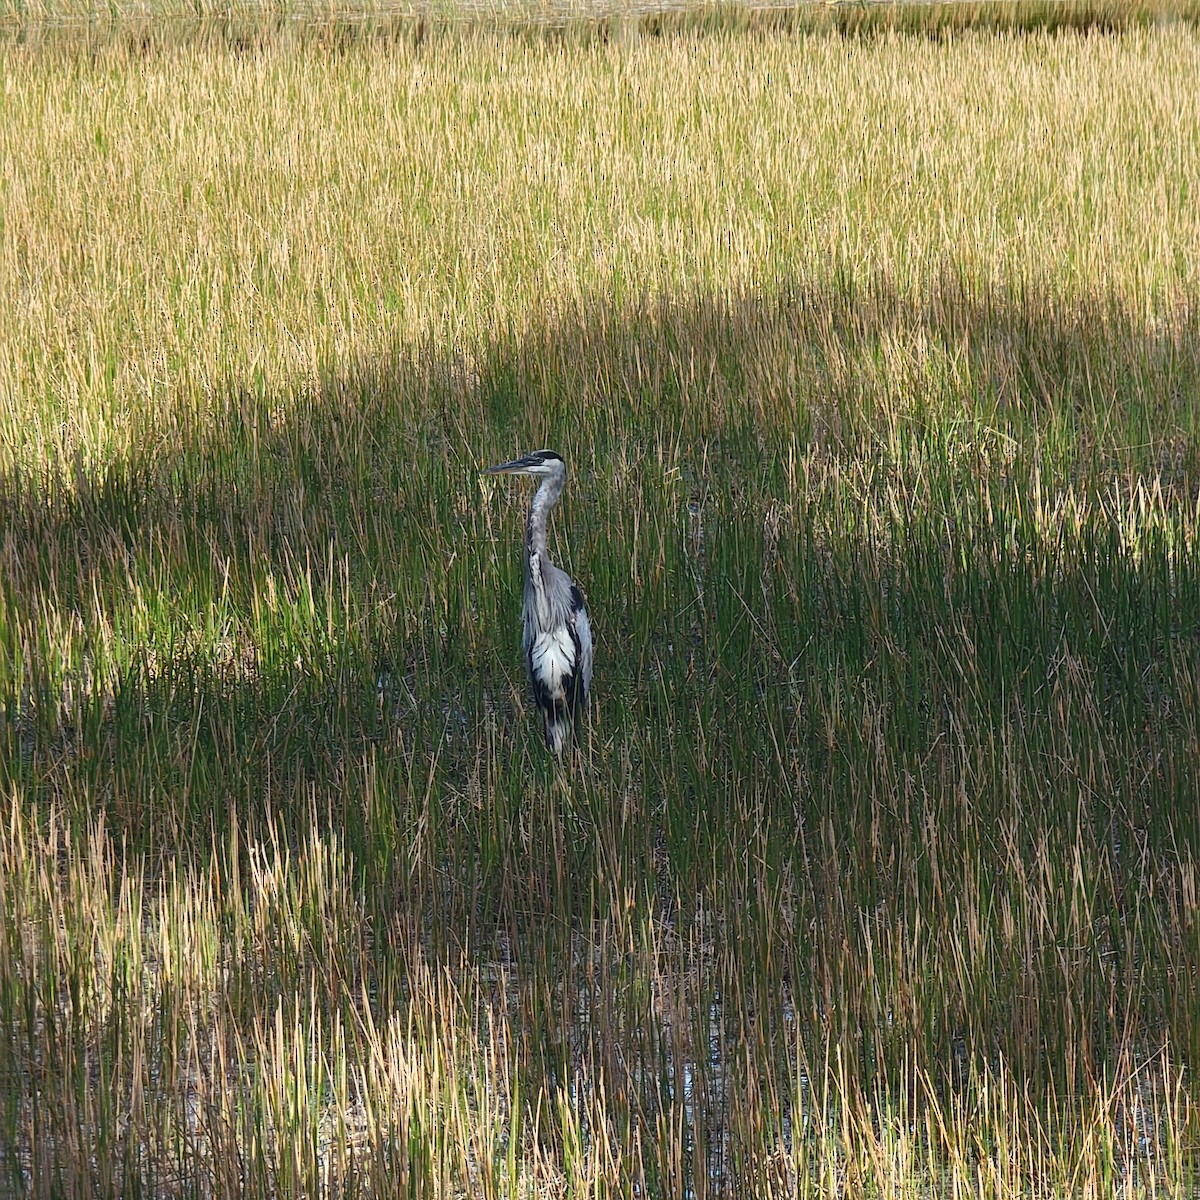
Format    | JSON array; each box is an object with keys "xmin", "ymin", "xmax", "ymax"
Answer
[{"xmin": 566, "ymin": 584, "xmax": 592, "ymax": 711}]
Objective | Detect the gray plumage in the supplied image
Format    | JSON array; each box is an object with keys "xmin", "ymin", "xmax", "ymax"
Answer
[{"xmin": 484, "ymin": 450, "xmax": 593, "ymax": 754}]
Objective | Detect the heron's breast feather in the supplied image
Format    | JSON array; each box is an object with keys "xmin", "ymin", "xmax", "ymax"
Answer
[{"xmin": 528, "ymin": 628, "xmax": 577, "ymax": 700}]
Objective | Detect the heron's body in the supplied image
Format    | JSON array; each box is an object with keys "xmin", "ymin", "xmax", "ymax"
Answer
[{"xmin": 485, "ymin": 450, "xmax": 592, "ymax": 754}]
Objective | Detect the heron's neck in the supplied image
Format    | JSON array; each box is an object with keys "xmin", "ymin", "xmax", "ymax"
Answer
[{"xmin": 525, "ymin": 472, "xmax": 565, "ymax": 580}]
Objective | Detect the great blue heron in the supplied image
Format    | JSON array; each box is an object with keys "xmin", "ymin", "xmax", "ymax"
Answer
[{"xmin": 484, "ymin": 450, "xmax": 593, "ymax": 754}]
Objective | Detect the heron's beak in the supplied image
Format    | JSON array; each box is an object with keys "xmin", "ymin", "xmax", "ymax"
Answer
[{"xmin": 483, "ymin": 455, "xmax": 536, "ymax": 475}]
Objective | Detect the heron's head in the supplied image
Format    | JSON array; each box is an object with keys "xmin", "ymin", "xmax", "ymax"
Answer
[{"xmin": 483, "ymin": 450, "xmax": 564, "ymax": 478}]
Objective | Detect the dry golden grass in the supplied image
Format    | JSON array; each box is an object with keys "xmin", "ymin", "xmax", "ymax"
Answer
[{"xmin": 2, "ymin": 25, "xmax": 1198, "ymax": 471}]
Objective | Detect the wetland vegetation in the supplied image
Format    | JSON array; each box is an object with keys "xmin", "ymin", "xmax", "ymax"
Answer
[{"xmin": 2, "ymin": 8, "xmax": 1199, "ymax": 1194}]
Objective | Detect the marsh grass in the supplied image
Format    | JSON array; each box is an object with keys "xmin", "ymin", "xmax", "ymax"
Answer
[
  {"xmin": 3, "ymin": 0, "xmax": 1200, "ymax": 51},
  {"xmin": 2, "ymin": 16, "xmax": 1200, "ymax": 1197}
]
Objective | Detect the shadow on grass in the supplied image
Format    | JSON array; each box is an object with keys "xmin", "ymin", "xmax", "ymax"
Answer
[
  {"xmin": 2, "ymin": 268, "xmax": 1200, "ymax": 1116},
  {"xmin": 1, "ymin": 266, "xmax": 1197, "ymax": 830}
]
